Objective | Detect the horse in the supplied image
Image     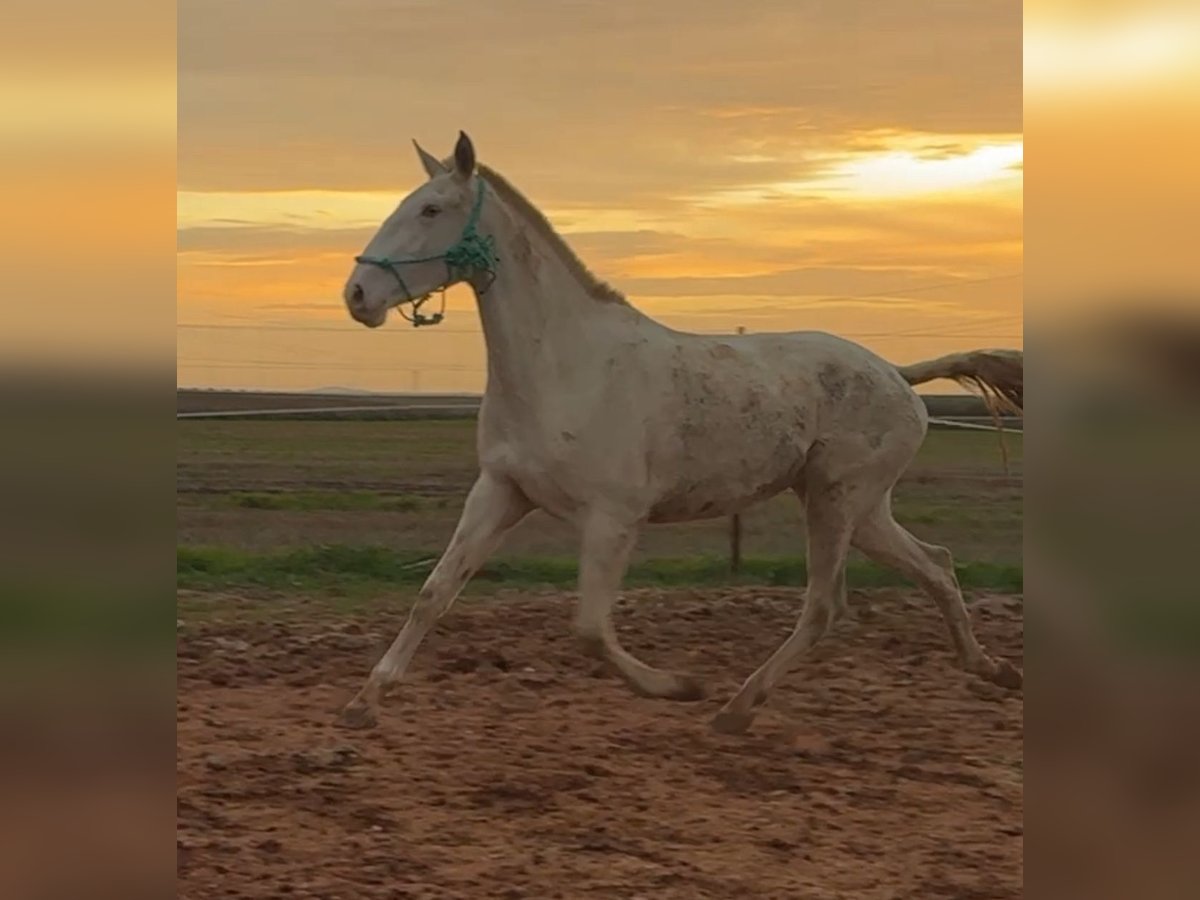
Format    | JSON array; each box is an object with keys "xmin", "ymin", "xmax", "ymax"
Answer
[{"xmin": 337, "ymin": 131, "xmax": 1023, "ymax": 734}]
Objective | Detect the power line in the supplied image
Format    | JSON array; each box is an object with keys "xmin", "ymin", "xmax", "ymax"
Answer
[
  {"xmin": 847, "ymin": 333, "xmax": 1022, "ymax": 341},
  {"xmin": 177, "ymin": 325, "xmax": 1021, "ymax": 340},
  {"xmin": 177, "ymin": 322, "xmax": 481, "ymax": 334},
  {"xmin": 817, "ymin": 271, "xmax": 1022, "ymax": 304},
  {"xmin": 177, "ymin": 272, "xmax": 1023, "ymax": 337},
  {"xmin": 177, "ymin": 358, "xmax": 482, "ymax": 371},
  {"xmin": 863, "ymin": 312, "xmax": 1020, "ymax": 340}
]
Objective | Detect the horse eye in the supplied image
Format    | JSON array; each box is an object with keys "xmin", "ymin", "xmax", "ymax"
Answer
[{"xmin": 420, "ymin": 204, "xmax": 441, "ymax": 218}]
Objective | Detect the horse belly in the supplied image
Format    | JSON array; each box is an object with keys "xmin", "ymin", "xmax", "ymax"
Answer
[{"xmin": 646, "ymin": 447, "xmax": 804, "ymax": 524}]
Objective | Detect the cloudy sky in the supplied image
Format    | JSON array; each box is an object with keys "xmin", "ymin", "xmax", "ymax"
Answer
[{"xmin": 178, "ymin": 0, "xmax": 1022, "ymax": 392}]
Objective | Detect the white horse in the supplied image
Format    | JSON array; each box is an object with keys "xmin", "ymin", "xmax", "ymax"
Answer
[{"xmin": 338, "ymin": 132, "xmax": 1023, "ymax": 734}]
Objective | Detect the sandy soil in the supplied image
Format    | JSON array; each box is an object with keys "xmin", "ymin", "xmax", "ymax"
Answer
[{"xmin": 177, "ymin": 587, "xmax": 1023, "ymax": 899}]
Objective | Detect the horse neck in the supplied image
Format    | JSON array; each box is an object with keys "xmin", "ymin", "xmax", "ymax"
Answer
[{"xmin": 470, "ymin": 195, "xmax": 647, "ymax": 399}]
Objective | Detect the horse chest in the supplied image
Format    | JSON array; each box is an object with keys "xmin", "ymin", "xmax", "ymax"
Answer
[{"xmin": 478, "ymin": 429, "xmax": 602, "ymax": 519}]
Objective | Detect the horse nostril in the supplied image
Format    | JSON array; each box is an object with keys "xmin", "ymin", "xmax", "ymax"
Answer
[{"xmin": 350, "ymin": 284, "xmax": 365, "ymax": 306}]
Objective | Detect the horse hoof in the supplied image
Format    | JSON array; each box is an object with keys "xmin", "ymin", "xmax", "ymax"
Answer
[
  {"xmin": 336, "ymin": 700, "xmax": 378, "ymax": 730},
  {"xmin": 989, "ymin": 660, "xmax": 1023, "ymax": 690},
  {"xmin": 832, "ymin": 606, "xmax": 857, "ymax": 625},
  {"xmin": 710, "ymin": 709, "xmax": 755, "ymax": 735}
]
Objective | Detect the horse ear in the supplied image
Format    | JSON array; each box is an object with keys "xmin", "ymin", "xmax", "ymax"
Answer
[
  {"xmin": 413, "ymin": 140, "xmax": 446, "ymax": 179},
  {"xmin": 453, "ymin": 131, "xmax": 476, "ymax": 181}
]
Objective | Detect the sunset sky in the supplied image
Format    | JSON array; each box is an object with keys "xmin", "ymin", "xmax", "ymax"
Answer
[{"xmin": 178, "ymin": 0, "xmax": 1022, "ymax": 393}]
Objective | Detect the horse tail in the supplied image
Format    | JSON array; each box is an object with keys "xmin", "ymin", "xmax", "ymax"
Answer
[
  {"xmin": 895, "ymin": 349, "xmax": 1023, "ymax": 417},
  {"xmin": 895, "ymin": 349, "xmax": 1023, "ymax": 473}
]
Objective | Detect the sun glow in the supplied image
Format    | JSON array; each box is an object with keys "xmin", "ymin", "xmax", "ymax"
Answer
[
  {"xmin": 823, "ymin": 141, "xmax": 1022, "ymax": 198},
  {"xmin": 691, "ymin": 135, "xmax": 1023, "ymax": 208}
]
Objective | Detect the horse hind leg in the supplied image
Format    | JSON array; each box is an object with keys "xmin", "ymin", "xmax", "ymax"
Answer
[
  {"xmin": 851, "ymin": 498, "xmax": 1022, "ymax": 689},
  {"xmin": 711, "ymin": 480, "xmax": 855, "ymax": 734},
  {"xmin": 794, "ymin": 474, "xmax": 862, "ymax": 628}
]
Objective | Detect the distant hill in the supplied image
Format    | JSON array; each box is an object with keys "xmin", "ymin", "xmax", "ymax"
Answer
[
  {"xmin": 177, "ymin": 388, "xmax": 482, "ymax": 415},
  {"xmin": 308, "ymin": 386, "xmax": 378, "ymax": 396}
]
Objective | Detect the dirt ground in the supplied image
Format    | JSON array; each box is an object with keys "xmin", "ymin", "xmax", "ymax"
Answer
[{"xmin": 177, "ymin": 587, "xmax": 1023, "ymax": 899}]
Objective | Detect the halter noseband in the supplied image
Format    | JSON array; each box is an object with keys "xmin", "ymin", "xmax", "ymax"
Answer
[{"xmin": 354, "ymin": 179, "xmax": 498, "ymax": 327}]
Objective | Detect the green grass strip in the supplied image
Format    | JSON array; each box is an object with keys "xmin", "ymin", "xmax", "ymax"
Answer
[
  {"xmin": 178, "ymin": 544, "xmax": 1023, "ymax": 594},
  {"xmin": 222, "ymin": 490, "xmax": 428, "ymax": 512}
]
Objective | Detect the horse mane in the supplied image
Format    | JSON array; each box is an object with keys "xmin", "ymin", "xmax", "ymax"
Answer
[{"xmin": 476, "ymin": 164, "xmax": 629, "ymax": 306}]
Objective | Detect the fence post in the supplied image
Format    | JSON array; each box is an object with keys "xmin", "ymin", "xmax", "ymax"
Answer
[{"xmin": 730, "ymin": 325, "xmax": 746, "ymax": 573}]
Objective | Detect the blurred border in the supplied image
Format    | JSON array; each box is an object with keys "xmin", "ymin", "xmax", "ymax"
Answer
[
  {"xmin": 1027, "ymin": 1, "xmax": 1200, "ymax": 897},
  {"xmin": 0, "ymin": 2, "xmax": 176, "ymax": 898}
]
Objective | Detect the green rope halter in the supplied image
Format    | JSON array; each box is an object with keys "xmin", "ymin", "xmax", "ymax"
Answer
[{"xmin": 355, "ymin": 180, "xmax": 498, "ymax": 327}]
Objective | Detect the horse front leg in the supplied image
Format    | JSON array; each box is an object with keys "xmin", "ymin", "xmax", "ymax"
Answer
[
  {"xmin": 338, "ymin": 471, "xmax": 531, "ymax": 729},
  {"xmin": 573, "ymin": 512, "xmax": 706, "ymax": 701}
]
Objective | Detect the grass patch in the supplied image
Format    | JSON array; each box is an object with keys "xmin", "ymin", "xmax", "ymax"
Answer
[
  {"xmin": 1, "ymin": 581, "xmax": 175, "ymax": 653},
  {"xmin": 224, "ymin": 490, "xmax": 428, "ymax": 512},
  {"xmin": 894, "ymin": 499, "xmax": 1023, "ymax": 528},
  {"xmin": 179, "ymin": 420, "xmax": 1020, "ymax": 484},
  {"xmin": 178, "ymin": 544, "xmax": 1023, "ymax": 595}
]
